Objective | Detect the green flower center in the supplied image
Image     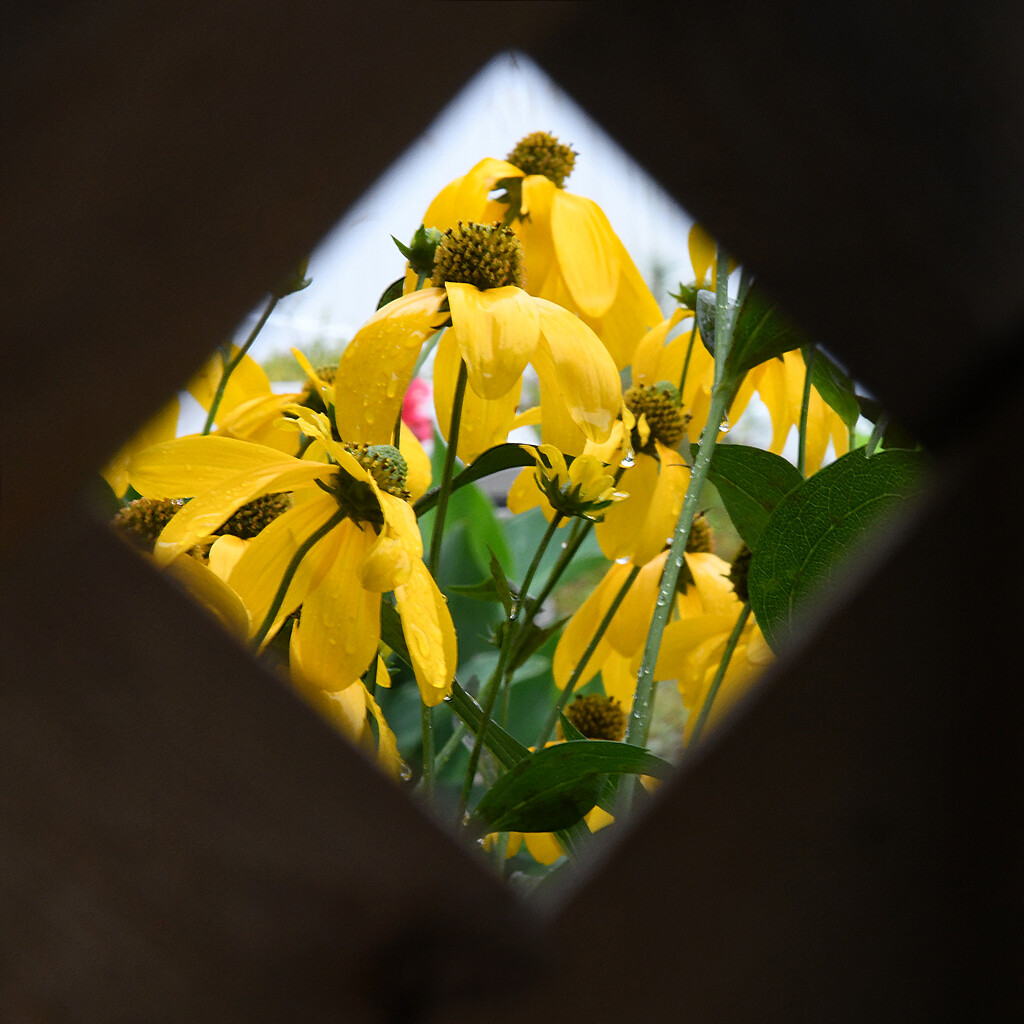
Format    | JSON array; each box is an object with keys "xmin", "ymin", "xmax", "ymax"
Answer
[
  {"xmin": 563, "ymin": 694, "xmax": 627, "ymax": 741},
  {"xmin": 218, "ymin": 492, "xmax": 291, "ymax": 539},
  {"xmin": 624, "ymin": 382, "xmax": 689, "ymax": 449},
  {"xmin": 431, "ymin": 221, "xmax": 526, "ymax": 291},
  {"xmin": 347, "ymin": 443, "xmax": 410, "ymax": 500},
  {"xmin": 507, "ymin": 131, "xmax": 577, "ymax": 189},
  {"xmin": 729, "ymin": 544, "xmax": 752, "ymax": 603},
  {"xmin": 112, "ymin": 497, "xmax": 188, "ymax": 553}
]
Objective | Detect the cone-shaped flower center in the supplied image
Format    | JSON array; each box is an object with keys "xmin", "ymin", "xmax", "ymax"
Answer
[
  {"xmin": 347, "ymin": 443, "xmax": 410, "ymax": 500},
  {"xmin": 624, "ymin": 381, "xmax": 689, "ymax": 448},
  {"xmin": 728, "ymin": 543, "xmax": 752, "ymax": 603},
  {"xmin": 563, "ymin": 694, "xmax": 627, "ymax": 741},
  {"xmin": 507, "ymin": 131, "xmax": 577, "ymax": 189},
  {"xmin": 685, "ymin": 514, "xmax": 714, "ymax": 554},
  {"xmin": 218, "ymin": 492, "xmax": 291, "ymax": 539},
  {"xmin": 112, "ymin": 497, "xmax": 188, "ymax": 552},
  {"xmin": 431, "ymin": 221, "xmax": 526, "ymax": 291}
]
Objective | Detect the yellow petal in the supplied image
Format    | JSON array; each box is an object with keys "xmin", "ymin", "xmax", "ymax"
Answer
[
  {"xmin": 207, "ymin": 534, "xmax": 248, "ymax": 581},
  {"xmin": 505, "ymin": 466, "xmax": 548, "ymax": 519},
  {"xmin": 422, "ymin": 158, "xmax": 519, "ymax": 232},
  {"xmin": 686, "ymin": 551, "xmax": 740, "ymax": 614},
  {"xmin": 335, "ymin": 289, "xmax": 446, "ymax": 443},
  {"xmin": 151, "ymin": 458, "xmax": 333, "ymax": 565},
  {"xmin": 187, "ymin": 347, "xmax": 271, "ymax": 421},
  {"xmin": 605, "ymin": 553, "xmax": 667, "ymax": 656},
  {"xmin": 688, "ymin": 224, "xmax": 716, "ymax": 289},
  {"xmin": 552, "ymin": 565, "xmax": 626, "ymax": 688},
  {"xmin": 654, "ymin": 613, "xmax": 736, "ymax": 685},
  {"xmin": 446, "ymin": 283, "xmax": 540, "ymax": 400},
  {"xmin": 550, "ymin": 190, "xmax": 620, "ymax": 318},
  {"xmin": 517, "ymin": 174, "xmax": 557, "ymax": 289},
  {"xmin": 433, "ymin": 329, "xmax": 520, "ymax": 462},
  {"xmin": 130, "ymin": 436, "xmax": 312, "ymax": 498},
  {"xmin": 358, "ymin": 531, "xmax": 412, "ymax": 592},
  {"xmin": 363, "ymin": 684, "xmax": 402, "ymax": 777},
  {"xmin": 394, "ymin": 560, "xmax": 457, "ymax": 706},
  {"xmin": 523, "ymin": 830, "xmax": 566, "ymax": 866},
  {"xmin": 165, "ymin": 552, "xmax": 250, "ymax": 639},
  {"xmin": 600, "ymin": 649, "xmax": 640, "ymax": 711},
  {"xmin": 378, "ymin": 491, "xmax": 423, "ymax": 559},
  {"xmin": 228, "ymin": 493, "xmax": 343, "ymax": 644},
  {"xmin": 398, "ymin": 429, "xmax": 432, "ymax": 503},
  {"xmin": 101, "ymin": 396, "xmax": 180, "ymax": 497},
  {"xmin": 291, "ymin": 521, "xmax": 381, "ymax": 691},
  {"xmin": 533, "ymin": 298, "xmax": 621, "ymax": 444}
]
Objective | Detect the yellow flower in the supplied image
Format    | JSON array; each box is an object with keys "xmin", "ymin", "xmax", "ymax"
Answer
[
  {"xmin": 507, "ymin": 444, "xmax": 622, "ymax": 525},
  {"xmin": 101, "ymin": 396, "xmax": 180, "ymax": 497},
  {"xmin": 418, "ymin": 133, "xmax": 663, "ymax": 370},
  {"xmin": 655, "ymin": 612, "xmax": 773, "ymax": 744},
  {"xmin": 500, "ymin": 804, "xmax": 615, "ymax": 867},
  {"xmin": 127, "ymin": 415, "xmax": 457, "ymax": 706},
  {"xmin": 552, "ymin": 529, "xmax": 739, "ymax": 711},
  {"xmin": 337, "ymin": 226, "xmax": 623, "ymax": 464}
]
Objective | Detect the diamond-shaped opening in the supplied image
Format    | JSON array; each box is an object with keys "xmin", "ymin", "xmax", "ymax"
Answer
[{"xmin": 91, "ymin": 49, "xmax": 921, "ymax": 892}]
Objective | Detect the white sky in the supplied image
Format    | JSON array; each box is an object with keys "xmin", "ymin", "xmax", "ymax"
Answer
[{"xmin": 241, "ymin": 50, "xmax": 697, "ymax": 362}]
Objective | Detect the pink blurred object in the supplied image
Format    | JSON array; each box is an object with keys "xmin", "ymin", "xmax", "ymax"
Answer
[{"xmin": 401, "ymin": 377, "xmax": 434, "ymax": 443}]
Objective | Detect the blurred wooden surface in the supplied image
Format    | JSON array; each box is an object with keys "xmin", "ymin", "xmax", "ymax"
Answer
[{"xmin": 2, "ymin": 1, "xmax": 1021, "ymax": 1021}]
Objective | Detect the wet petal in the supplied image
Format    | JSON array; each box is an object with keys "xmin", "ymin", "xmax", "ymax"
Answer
[
  {"xmin": 335, "ymin": 289, "xmax": 446, "ymax": 443},
  {"xmin": 150, "ymin": 458, "xmax": 333, "ymax": 565},
  {"xmin": 227, "ymin": 493, "xmax": 343, "ymax": 645},
  {"xmin": 292, "ymin": 522, "xmax": 381, "ymax": 691},
  {"xmin": 130, "ymin": 436, "xmax": 310, "ymax": 498},
  {"xmin": 358, "ymin": 531, "xmax": 412, "ymax": 592},
  {"xmin": 533, "ymin": 299, "xmax": 621, "ymax": 445},
  {"xmin": 446, "ymin": 283, "xmax": 540, "ymax": 399},
  {"xmin": 550, "ymin": 191, "xmax": 620, "ymax": 318},
  {"xmin": 394, "ymin": 560, "xmax": 457, "ymax": 706},
  {"xmin": 398, "ymin": 428, "xmax": 432, "ymax": 502},
  {"xmin": 433, "ymin": 329, "xmax": 520, "ymax": 462}
]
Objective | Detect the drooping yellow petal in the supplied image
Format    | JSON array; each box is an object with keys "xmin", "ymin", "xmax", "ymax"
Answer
[
  {"xmin": 292, "ymin": 522, "xmax": 381, "ymax": 692},
  {"xmin": 358, "ymin": 531, "xmax": 412, "ymax": 592},
  {"xmin": 214, "ymin": 392, "xmax": 300, "ymax": 453},
  {"xmin": 398, "ymin": 428, "xmax": 431, "ymax": 503},
  {"xmin": 654, "ymin": 612, "xmax": 736, "ymax": 683},
  {"xmin": 550, "ymin": 190, "xmax": 620, "ymax": 318},
  {"xmin": 165, "ymin": 552, "xmax": 250, "ymax": 639},
  {"xmin": 600, "ymin": 649, "xmax": 641, "ymax": 711},
  {"xmin": 596, "ymin": 447, "xmax": 689, "ymax": 566},
  {"xmin": 393, "ymin": 560, "xmax": 457, "ymax": 706},
  {"xmin": 433, "ymin": 329, "xmax": 520, "ymax": 462},
  {"xmin": 422, "ymin": 157, "xmax": 519, "ymax": 232},
  {"xmin": 150, "ymin": 458, "xmax": 333, "ymax": 565},
  {"xmin": 605, "ymin": 553, "xmax": 668, "ymax": 656},
  {"xmin": 188, "ymin": 347, "xmax": 271, "ymax": 421},
  {"xmin": 552, "ymin": 566, "xmax": 627, "ymax": 689},
  {"xmin": 506, "ymin": 466, "xmax": 548, "ymax": 519},
  {"xmin": 533, "ymin": 298, "xmax": 621, "ymax": 444},
  {"xmin": 207, "ymin": 534, "xmax": 248, "ymax": 581},
  {"xmin": 446, "ymin": 283, "xmax": 540, "ymax": 400},
  {"xmin": 363, "ymin": 684, "xmax": 401, "ymax": 777},
  {"xmin": 335, "ymin": 289, "xmax": 446, "ymax": 443},
  {"xmin": 685, "ymin": 551, "xmax": 739, "ymax": 614},
  {"xmin": 517, "ymin": 174, "xmax": 557, "ymax": 290},
  {"xmin": 377, "ymin": 490, "xmax": 423, "ymax": 560},
  {"xmin": 523, "ymin": 830, "xmax": 565, "ymax": 866},
  {"xmin": 130, "ymin": 436, "xmax": 317, "ymax": 499},
  {"xmin": 688, "ymin": 224, "xmax": 716, "ymax": 289},
  {"xmin": 101, "ymin": 396, "xmax": 181, "ymax": 497},
  {"xmin": 227, "ymin": 492, "xmax": 344, "ymax": 644}
]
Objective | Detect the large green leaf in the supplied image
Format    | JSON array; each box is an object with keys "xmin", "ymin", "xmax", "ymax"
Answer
[
  {"xmin": 810, "ymin": 347, "xmax": 860, "ymax": 430},
  {"xmin": 445, "ymin": 679, "xmax": 530, "ymax": 770},
  {"xmin": 470, "ymin": 740, "xmax": 673, "ymax": 833},
  {"xmin": 748, "ymin": 448, "xmax": 925, "ymax": 651},
  {"xmin": 414, "ymin": 443, "xmax": 537, "ymax": 516},
  {"xmin": 695, "ymin": 443, "xmax": 804, "ymax": 550},
  {"xmin": 697, "ymin": 284, "xmax": 811, "ymax": 379}
]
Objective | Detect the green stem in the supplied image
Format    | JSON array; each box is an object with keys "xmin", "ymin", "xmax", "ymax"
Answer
[
  {"xmin": 534, "ymin": 564, "xmax": 641, "ymax": 749},
  {"xmin": 428, "ymin": 360, "xmax": 468, "ymax": 578},
  {"xmin": 865, "ymin": 411, "xmax": 889, "ymax": 458},
  {"xmin": 687, "ymin": 603, "xmax": 751, "ymax": 748},
  {"xmin": 431, "ymin": 721, "xmax": 468, "ymax": 777},
  {"xmin": 456, "ymin": 511, "xmax": 564, "ymax": 819},
  {"xmin": 251, "ymin": 508, "xmax": 346, "ymax": 649},
  {"xmin": 420, "ymin": 703, "xmax": 435, "ymax": 799},
  {"xmin": 203, "ymin": 293, "xmax": 279, "ymax": 434},
  {"xmin": 797, "ymin": 345, "xmax": 816, "ymax": 476},
  {"xmin": 621, "ymin": 244, "xmax": 740, "ymax": 814},
  {"xmin": 678, "ymin": 319, "xmax": 699, "ymax": 398}
]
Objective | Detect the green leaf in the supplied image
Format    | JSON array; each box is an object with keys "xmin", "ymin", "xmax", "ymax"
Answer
[
  {"xmin": 376, "ymin": 277, "xmax": 405, "ymax": 310},
  {"xmin": 748, "ymin": 448, "xmax": 926, "ymax": 651},
  {"xmin": 508, "ymin": 616, "xmax": 569, "ymax": 674},
  {"xmin": 810, "ymin": 347, "xmax": 860, "ymax": 429},
  {"xmin": 558, "ymin": 712, "xmax": 586, "ymax": 741},
  {"xmin": 470, "ymin": 740, "xmax": 672, "ymax": 834},
  {"xmin": 488, "ymin": 549, "xmax": 515, "ymax": 617},
  {"xmin": 727, "ymin": 284, "xmax": 810, "ymax": 378},
  {"xmin": 445, "ymin": 680, "xmax": 529, "ymax": 770},
  {"xmin": 694, "ymin": 443, "xmax": 804, "ymax": 550},
  {"xmin": 447, "ymin": 577, "xmax": 520, "ymax": 605},
  {"xmin": 447, "ymin": 483, "xmax": 510, "ymax": 575},
  {"xmin": 414, "ymin": 443, "xmax": 537, "ymax": 516}
]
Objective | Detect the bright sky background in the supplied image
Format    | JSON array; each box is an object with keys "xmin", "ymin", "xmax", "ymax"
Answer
[{"xmin": 241, "ymin": 50, "xmax": 697, "ymax": 363}]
